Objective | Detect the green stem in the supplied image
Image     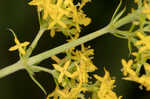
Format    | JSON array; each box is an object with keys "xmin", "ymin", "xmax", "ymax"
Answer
[
  {"xmin": 0, "ymin": 8, "xmax": 142, "ymax": 79},
  {"xmin": 31, "ymin": 66, "xmax": 54, "ymax": 75},
  {"xmin": 113, "ymin": 9, "xmax": 141, "ymax": 28},
  {"xmin": 28, "ymin": 25, "xmax": 110, "ymax": 65},
  {"xmin": 28, "ymin": 8, "xmax": 142, "ymax": 65},
  {"xmin": 0, "ymin": 61, "xmax": 23, "ymax": 78},
  {"xmin": 0, "ymin": 25, "xmax": 110, "ymax": 79},
  {"xmin": 26, "ymin": 28, "xmax": 46, "ymax": 57},
  {"xmin": 0, "ymin": 62, "xmax": 54, "ymax": 78}
]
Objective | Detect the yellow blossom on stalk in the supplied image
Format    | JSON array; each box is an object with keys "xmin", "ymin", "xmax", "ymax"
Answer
[
  {"xmin": 29, "ymin": 0, "xmax": 52, "ymax": 19},
  {"xmin": 71, "ymin": 6, "xmax": 91, "ymax": 32},
  {"xmin": 124, "ymin": 73, "xmax": 150, "ymax": 91},
  {"xmin": 71, "ymin": 45, "xmax": 96, "ymax": 71},
  {"xmin": 52, "ymin": 60, "xmax": 73, "ymax": 83},
  {"xmin": 47, "ymin": 82, "xmax": 86, "ymax": 99},
  {"xmin": 94, "ymin": 68, "xmax": 122, "ymax": 99},
  {"xmin": 122, "ymin": 59, "xmax": 150, "ymax": 91},
  {"xmin": 71, "ymin": 44, "xmax": 94, "ymax": 60},
  {"xmin": 47, "ymin": 0, "xmax": 69, "ymax": 29},
  {"xmin": 9, "ymin": 29, "xmax": 30, "ymax": 55},
  {"xmin": 78, "ymin": 59, "xmax": 90, "ymax": 83},
  {"xmin": 29, "ymin": 0, "xmax": 91, "ymax": 37},
  {"xmin": 70, "ymin": 46, "xmax": 97, "ymax": 83},
  {"xmin": 121, "ymin": 59, "xmax": 139, "ymax": 84},
  {"xmin": 135, "ymin": 32, "xmax": 150, "ymax": 53},
  {"xmin": 138, "ymin": 75, "xmax": 150, "ymax": 91},
  {"xmin": 121, "ymin": 59, "xmax": 136, "ymax": 76},
  {"xmin": 51, "ymin": 55, "xmax": 62, "ymax": 64},
  {"xmin": 80, "ymin": 53, "xmax": 97, "ymax": 72},
  {"xmin": 70, "ymin": 57, "xmax": 97, "ymax": 84},
  {"xmin": 143, "ymin": 1, "xmax": 150, "ymax": 20}
]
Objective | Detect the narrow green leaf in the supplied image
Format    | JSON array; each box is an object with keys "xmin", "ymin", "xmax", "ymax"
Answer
[
  {"xmin": 128, "ymin": 40, "xmax": 132, "ymax": 54},
  {"xmin": 112, "ymin": 33, "xmax": 127, "ymax": 39},
  {"xmin": 111, "ymin": 0, "xmax": 122, "ymax": 22},
  {"xmin": 112, "ymin": 7, "xmax": 126, "ymax": 24},
  {"xmin": 28, "ymin": 71, "xmax": 47, "ymax": 95}
]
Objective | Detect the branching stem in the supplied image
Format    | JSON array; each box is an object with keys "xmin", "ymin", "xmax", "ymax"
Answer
[{"xmin": 0, "ymin": 8, "xmax": 141, "ymax": 79}]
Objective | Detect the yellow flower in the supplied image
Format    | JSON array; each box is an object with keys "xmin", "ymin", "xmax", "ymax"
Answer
[
  {"xmin": 48, "ymin": 0, "xmax": 70, "ymax": 29},
  {"xmin": 71, "ymin": 6, "xmax": 91, "ymax": 32},
  {"xmin": 47, "ymin": 82, "xmax": 86, "ymax": 99},
  {"xmin": 121, "ymin": 59, "xmax": 136, "ymax": 76},
  {"xmin": 78, "ymin": 59, "xmax": 89, "ymax": 83},
  {"xmin": 29, "ymin": 0, "xmax": 69, "ymax": 28},
  {"xmin": 29, "ymin": 0, "xmax": 91, "ymax": 37},
  {"xmin": 135, "ymin": 32, "xmax": 150, "ymax": 53},
  {"xmin": 29, "ymin": 0, "xmax": 52, "ymax": 19},
  {"xmin": 52, "ymin": 60, "xmax": 73, "ymax": 83},
  {"xmin": 51, "ymin": 55, "xmax": 61, "ymax": 64},
  {"xmin": 124, "ymin": 73, "xmax": 150, "ymax": 91},
  {"xmin": 71, "ymin": 44, "xmax": 94, "ymax": 61},
  {"xmin": 143, "ymin": 1, "xmax": 150, "ymax": 20},
  {"xmin": 138, "ymin": 75, "xmax": 150, "ymax": 91},
  {"xmin": 121, "ymin": 59, "xmax": 150, "ymax": 91},
  {"xmin": 9, "ymin": 29, "xmax": 30, "ymax": 55},
  {"xmin": 72, "ymin": 51, "xmax": 97, "ymax": 83},
  {"xmin": 67, "ymin": 45, "xmax": 97, "ymax": 84},
  {"xmin": 70, "ymin": 60, "xmax": 91, "ymax": 84},
  {"xmin": 94, "ymin": 68, "xmax": 122, "ymax": 99}
]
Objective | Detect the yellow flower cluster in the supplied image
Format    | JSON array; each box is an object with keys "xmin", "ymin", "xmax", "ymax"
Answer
[
  {"xmin": 46, "ymin": 43, "xmax": 122, "ymax": 99},
  {"xmin": 121, "ymin": 1, "xmax": 150, "ymax": 90},
  {"xmin": 47, "ymin": 45, "xmax": 96, "ymax": 99},
  {"xmin": 122, "ymin": 59, "xmax": 150, "ymax": 91},
  {"xmin": 27, "ymin": 1, "xmax": 122, "ymax": 98},
  {"xmin": 29, "ymin": 0, "xmax": 91, "ymax": 37},
  {"xmin": 143, "ymin": 1, "xmax": 150, "ymax": 20},
  {"xmin": 94, "ymin": 68, "xmax": 122, "ymax": 99},
  {"xmin": 51, "ymin": 44, "xmax": 97, "ymax": 84},
  {"xmin": 47, "ymin": 82, "xmax": 87, "ymax": 99},
  {"xmin": 135, "ymin": 32, "xmax": 150, "ymax": 53}
]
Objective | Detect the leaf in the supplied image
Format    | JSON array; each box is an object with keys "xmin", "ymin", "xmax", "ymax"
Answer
[
  {"xmin": 111, "ymin": 0, "xmax": 123, "ymax": 22},
  {"xmin": 112, "ymin": 7, "xmax": 126, "ymax": 24},
  {"xmin": 26, "ymin": 64, "xmax": 47, "ymax": 95},
  {"xmin": 111, "ymin": 33, "xmax": 127, "ymax": 39},
  {"xmin": 128, "ymin": 40, "xmax": 132, "ymax": 54},
  {"xmin": 28, "ymin": 71, "xmax": 47, "ymax": 95}
]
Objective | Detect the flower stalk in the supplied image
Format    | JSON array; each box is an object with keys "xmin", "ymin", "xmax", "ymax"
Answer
[{"xmin": 0, "ymin": 7, "xmax": 142, "ymax": 79}]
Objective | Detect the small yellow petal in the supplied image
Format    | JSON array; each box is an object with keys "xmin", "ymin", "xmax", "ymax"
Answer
[
  {"xmin": 136, "ymin": 32, "xmax": 145, "ymax": 39},
  {"xmin": 21, "ymin": 42, "xmax": 30, "ymax": 46},
  {"xmin": 52, "ymin": 64, "xmax": 62, "ymax": 71},
  {"xmin": 9, "ymin": 45, "xmax": 18, "ymax": 51}
]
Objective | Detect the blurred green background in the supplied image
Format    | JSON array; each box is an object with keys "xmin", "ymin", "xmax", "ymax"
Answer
[{"xmin": 0, "ymin": 0, "xmax": 150, "ymax": 99}]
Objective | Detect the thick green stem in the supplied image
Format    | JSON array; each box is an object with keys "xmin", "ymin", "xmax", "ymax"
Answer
[
  {"xmin": 0, "ymin": 8, "xmax": 142, "ymax": 79},
  {"xmin": 0, "ymin": 61, "xmax": 23, "ymax": 78},
  {"xmin": 28, "ymin": 25, "xmax": 110, "ymax": 65},
  {"xmin": 0, "ymin": 62, "xmax": 54, "ymax": 78}
]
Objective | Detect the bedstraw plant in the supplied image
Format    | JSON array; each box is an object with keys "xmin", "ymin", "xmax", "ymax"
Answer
[{"xmin": 1, "ymin": 0, "xmax": 150, "ymax": 99}]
